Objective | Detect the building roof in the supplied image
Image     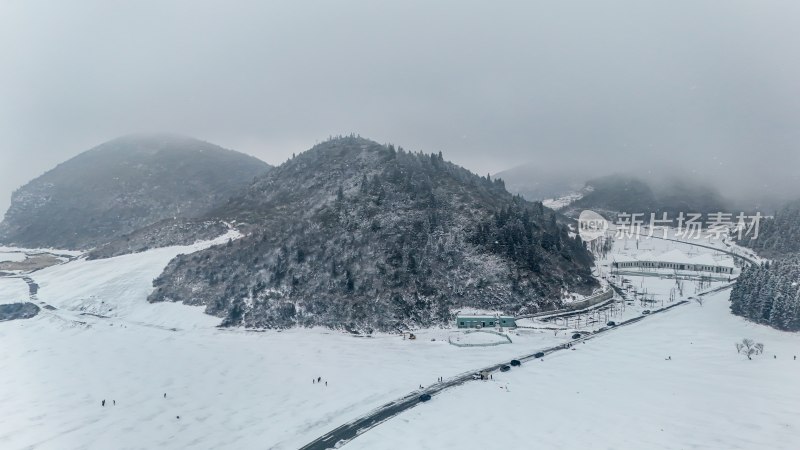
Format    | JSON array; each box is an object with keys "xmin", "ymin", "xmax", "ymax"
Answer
[
  {"xmin": 456, "ymin": 315, "xmax": 514, "ymax": 319},
  {"xmin": 613, "ymin": 249, "xmax": 734, "ymax": 268},
  {"xmin": 690, "ymin": 253, "xmax": 717, "ymax": 266},
  {"xmin": 658, "ymin": 249, "xmax": 694, "ymax": 265}
]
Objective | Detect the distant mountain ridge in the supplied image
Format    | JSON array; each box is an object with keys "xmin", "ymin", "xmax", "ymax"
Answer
[
  {"xmin": 494, "ymin": 163, "xmax": 592, "ymax": 202},
  {"xmin": 565, "ymin": 174, "xmax": 731, "ymax": 220},
  {"xmin": 510, "ymin": 172, "xmax": 731, "ymax": 222},
  {"xmin": 0, "ymin": 134, "xmax": 271, "ymax": 249},
  {"xmin": 149, "ymin": 136, "xmax": 597, "ymax": 331}
]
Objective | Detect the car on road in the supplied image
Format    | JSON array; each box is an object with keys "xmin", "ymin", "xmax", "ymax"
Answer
[
  {"xmin": 572, "ymin": 333, "xmax": 582, "ymax": 339},
  {"xmin": 534, "ymin": 352, "xmax": 545, "ymax": 358},
  {"xmin": 510, "ymin": 359, "xmax": 521, "ymax": 367},
  {"xmin": 500, "ymin": 365, "xmax": 511, "ymax": 372},
  {"xmin": 471, "ymin": 373, "xmax": 482, "ymax": 380},
  {"xmin": 642, "ymin": 310, "xmax": 651, "ymax": 315},
  {"xmin": 419, "ymin": 393, "xmax": 432, "ymax": 402},
  {"xmin": 607, "ymin": 321, "xmax": 616, "ymax": 326}
]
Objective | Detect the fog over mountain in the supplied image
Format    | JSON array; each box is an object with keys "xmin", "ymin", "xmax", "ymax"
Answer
[
  {"xmin": 2, "ymin": 1, "xmax": 800, "ymax": 216},
  {"xmin": 0, "ymin": 134, "xmax": 270, "ymax": 249}
]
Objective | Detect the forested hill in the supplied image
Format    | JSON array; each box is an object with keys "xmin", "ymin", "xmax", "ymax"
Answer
[
  {"xmin": 149, "ymin": 136, "xmax": 597, "ymax": 331},
  {"xmin": 730, "ymin": 198, "xmax": 800, "ymax": 332},
  {"xmin": 0, "ymin": 134, "xmax": 271, "ymax": 249},
  {"xmin": 738, "ymin": 199, "xmax": 800, "ymax": 258},
  {"xmin": 730, "ymin": 258, "xmax": 800, "ymax": 332}
]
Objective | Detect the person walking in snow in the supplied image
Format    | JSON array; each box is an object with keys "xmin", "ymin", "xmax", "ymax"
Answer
[
  {"xmin": 102, "ymin": 400, "xmax": 105, "ymax": 407},
  {"xmin": 164, "ymin": 393, "xmax": 167, "ymax": 398}
]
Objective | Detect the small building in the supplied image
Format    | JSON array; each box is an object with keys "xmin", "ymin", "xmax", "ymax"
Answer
[{"xmin": 456, "ymin": 315, "xmax": 516, "ymax": 329}]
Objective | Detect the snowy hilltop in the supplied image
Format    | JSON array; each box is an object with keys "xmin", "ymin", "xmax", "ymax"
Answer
[
  {"xmin": 149, "ymin": 136, "xmax": 597, "ymax": 331},
  {"xmin": 0, "ymin": 133, "xmax": 271, "ymax": 250}
]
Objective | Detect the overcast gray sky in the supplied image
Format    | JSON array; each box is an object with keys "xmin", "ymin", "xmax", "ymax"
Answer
[{"xmin": 2, "ymin": 1, "xmax": 799, "ymax": 215}]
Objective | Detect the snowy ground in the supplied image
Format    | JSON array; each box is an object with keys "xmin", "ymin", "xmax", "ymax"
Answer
[
  {"xmin": 542, "ymin": 190, "xmax": 585, "ymax": 210},
  {"xmin": 2, "ymin": 228, "xmax": 794, "ymax": 449},
  {"xmin": 0, "ymin": 306, "xmax": 570, "ymax": 449},
  {"xmin": 0, "ymin": 251, "xmax": 27, "ymax": 263},
  {"xmin": 0, "ymin": 277, "xmax": 29, "ymax": 305},
  {"xmin": 0, "ymin": 235, "xmax": 577, "ymax": 450},
  {"xmin": 598, "ymin": 230, "xmax": 739, "ymax": 278},
  {"xmin": 351, "ymin": 290, "xmax": 800, "ymax": 450},
  {"xmin": 447, "ymin": 330, "xmax": 511, "ymax": 346}
]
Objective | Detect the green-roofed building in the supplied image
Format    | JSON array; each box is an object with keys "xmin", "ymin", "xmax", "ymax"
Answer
[{"xmin": 456, "ymin": 315, "xmax": 516, "ymax": 329}]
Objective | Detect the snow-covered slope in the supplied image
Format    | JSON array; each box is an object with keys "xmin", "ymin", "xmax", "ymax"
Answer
[
  {"xmin": 542, "ymin": 189, "xmax": 587, "ymax": 211},
  {"xmin": 2, "ymin": 225, "xmax": 796, "ymax": 449},
  {"xmin": 0, "ymin": 233, "xmax": 580, "ymax": 450},
  {"xmin": 30, "ymin": 235, "xmax": 238, "ymax": 330},
  {"xmin": 0, "ymin": 277, "xmax": 28, "ymax": 305}
]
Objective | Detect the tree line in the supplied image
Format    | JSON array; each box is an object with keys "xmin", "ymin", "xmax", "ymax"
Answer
[{"xmin": 730, "ymin": 257, "xmax": 800, "ymax": 331}]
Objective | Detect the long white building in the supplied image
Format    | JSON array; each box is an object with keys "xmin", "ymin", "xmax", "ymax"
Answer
[{"xmin": 611, "ymin": 249, "xmax": 734, "ymax": 275}]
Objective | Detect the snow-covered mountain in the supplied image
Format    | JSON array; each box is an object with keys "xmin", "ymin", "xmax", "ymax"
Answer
[
  {"xmin": 0, "ymin": 134, "xmax": 271, "ymax": 250},
  {"xmin": 149, "ymin": 136, "xmax": 597, "ymax": 331}
]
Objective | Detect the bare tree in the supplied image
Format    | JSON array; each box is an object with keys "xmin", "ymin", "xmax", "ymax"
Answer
[{"xmin": 736, "ymin": 338, "xmax": 763, "ymax": 360}]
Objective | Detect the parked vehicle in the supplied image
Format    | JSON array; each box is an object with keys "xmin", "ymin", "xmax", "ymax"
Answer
[
  {"xmin": 500, "ymin": 365, "xmax": 511, "ymax": 372},
  {"xmin": 642, "ymin": 310, "xmax": 651, "ymax": 315},
  {"xmin": 510, "ymin": 359, "xmax": 521, "ymax": 367},
  {"xmin": 607, "ymin": 321, "xmax": 616, "ymax": 326},
  {"xmin": 572, "ymin": 333, "xmax": 582, "ymax": 339}
]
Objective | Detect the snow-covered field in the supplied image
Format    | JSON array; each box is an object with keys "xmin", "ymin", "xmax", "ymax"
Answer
[
  {"xmin": 0, "ymin": 235, "xmax": 574, "ymax": 450},
  {"xmin": 542, "ymin": 190, "xmax": 585, "ymax": 210},
  {"xmin": 351, "ymin": 290, "xmax": 800, "ymax": 450},
  {"xmin": 0, "ymin": 251, "xmax": 27, "ymax": 263},
  {"xmin": 0, "ymin": 277, "xmax": 29, "ymax": 305},
  {"xmin": 1, "ymin": 228, "xmax": 796, "ymax": 449}
]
